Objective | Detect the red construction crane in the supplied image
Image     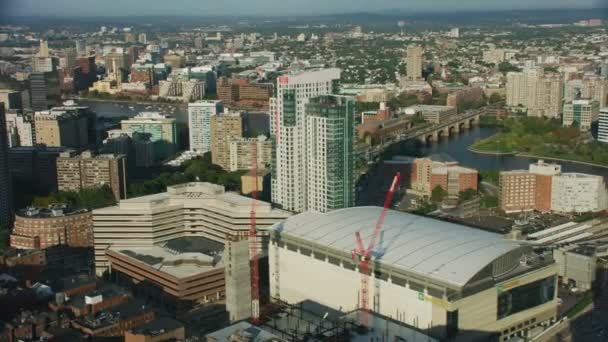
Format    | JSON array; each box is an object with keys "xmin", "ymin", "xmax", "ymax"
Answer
[
  {"xmin": 352, "ymin": 172, "xmax": 401, "ymax": 327},
  {"xmin": 249, "ymin": 141, "xmax": 260, "ymax": 325}
]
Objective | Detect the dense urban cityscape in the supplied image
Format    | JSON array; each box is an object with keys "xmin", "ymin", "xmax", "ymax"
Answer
[{"xmin": 0, "ymin": 1, "xmax": 608, "ymax": 341}]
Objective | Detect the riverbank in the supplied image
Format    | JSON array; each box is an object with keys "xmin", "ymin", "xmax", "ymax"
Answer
[
  {"xmin": 467, "ymin": 146, "xmax": 516, "ymax": 156},
  {"xmin": 516, "ymin": 153, "xmax": 608, "ymax": 169},
  {"xmin": 469, "ymin": 116, "xmax": 608, "ymax": 168},
  {"xmin": 469, "ymin": 144, "xmax": 608, "ymax": 169}
]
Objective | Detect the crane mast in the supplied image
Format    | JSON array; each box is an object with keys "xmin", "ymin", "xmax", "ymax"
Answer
[
  {"xmin": 249, "ymin": 140, "xmax": 260, "ymax": 324},
  {"xmin": 353, "ymin": 173, "xmax": 401, "ymax": 327}
]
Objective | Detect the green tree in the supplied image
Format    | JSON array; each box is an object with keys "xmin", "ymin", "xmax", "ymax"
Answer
[
  {"xmin": 479, "ymin": 170, "xmax": 499, "ymax": 185},
  {"xmin": 488, "ymin": 93, "xmax": 503, "ymax": 104},
  {"xmin": 430, "ymin": 186, "xmax": 447, "ymax": 203},
  {"xmin": 459, "ymin": 188, "xmax": 477, "ymax": 202},
  {"xmin": 480, "ymin": 195, "xmax": 499, "ymax": 208},
  {"xmin": 498, "ymin": 61, "xmax": 521, "ymax": 75}
]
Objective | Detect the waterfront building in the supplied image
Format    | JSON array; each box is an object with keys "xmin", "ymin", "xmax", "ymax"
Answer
[
  {"xmin": 188, "ymin": 101, "xmax": 223, "ymax": 154},
  {"xmin": 410, "ymin": 155, "xmax": 478, "ymax": 198},
  {"xmin": 506, "ymin": 69, "xmax": 564, "ymax": 118},
  {"xmin": 121, "ymin": 112, "xmax": 178, "ymax": 159},
  {"xmin": 499, "ymin": 161, "xmax": 607, "ymax": 214},
  {"xmin": 528, "ymin": 72, "xmax": 564, "ymax": 119},
  {"xmin": 34, "ymin": 106, "xmax": 90, "ymax": 148},
  {"xmin": 506, "ymin": 72, "xmax": 528, "ymax": 109},
  {"xmin": 562, "ymin": 99, "xmax": 600, "ymax": 131}
]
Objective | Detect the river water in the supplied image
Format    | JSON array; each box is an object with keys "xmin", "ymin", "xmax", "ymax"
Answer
[{"xmin": 389, "ymin": 126, "xmax": 608, "ymax": 178}]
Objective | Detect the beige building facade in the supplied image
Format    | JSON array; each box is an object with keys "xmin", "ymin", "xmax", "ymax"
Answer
[
  {"xmin": 56, "ymin": 150, "xmax": 127, "ymax": 201},
  {"xmin": 92, "ymin": 182, "xmax": 291, "ymax": 276},
  {"xmin": 210, "ymin": 113, "xmax": 242, "ymax": 170}
]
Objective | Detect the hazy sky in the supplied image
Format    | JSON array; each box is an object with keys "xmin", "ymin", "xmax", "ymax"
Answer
[{"xmin": 3, "ymin": 0, "xmax": 605, "ymax": 17}]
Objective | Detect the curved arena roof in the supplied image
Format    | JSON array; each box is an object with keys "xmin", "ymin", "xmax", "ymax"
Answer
[{"xmin": 275, "ymin": 207, "xmax": 523, "ymax": 287}]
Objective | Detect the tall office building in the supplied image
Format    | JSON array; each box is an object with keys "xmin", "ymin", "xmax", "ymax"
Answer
[
  {"xmin": 138, "ymin": 33, "xmax": 147, "ymax": 44},
  {"xmin": 599, "ymin": 107, "xmax": 608, "ymax": 143},
  {"xmin": 0, "ymin": 106, "xmax": 13, "ymax": 229},
  {"xmin": 5, "ymin": 112, "xmax": 34, "ymax": 147},
  {"xmin": 582, "ymin": 76, "xmax": 608, "ymax": 108},
  {"xmin": 506, "ymin": 68, "xmax": 563, "ymax": 117},
  {"xmin": 38, "ymin": 39, "xmax": 49, "ymax": 57},
  {"xmin": 34, "ymin": 108, "xmax": 89, "ymax": 148},
  {"xmin": 304, "ymin": 96, "xmax": 355, "ymax": 212},
  {"xmin": 56, "ymin": 150, "xmax": 127, "ymax": 201},
  {"xmin": 30, "ymin": 72, "xmax": 48, "ymax": 111},
  {"xmin": 210, "ymin": 113, "xmax": 242, "ymax": 170},
  {"xmin": 529, "ymin": 73, "xmax": 564, "ymax": 118},
  {"xmin": 270, "ymin": 68, "xmax": 341, "ymax": 212},
  {"xmin": 62, "ymin": 48, "xmax": 77, "ymax": 70},
  {"xmin": 188, "ymin": 101, "xmax": 223, "ymax": 153},
  {"xmin": 405, "ymin": 45, "xmax": 423, "ymax": 81},
  {"xmin": 506, "ymin": 72, "xmax": 528, "ymax": 108},
  {"xmin": 0, "ymin": 90, "xmax": 23, "ymax": 111},
  {"xmin": 121, "ymin": 112, "xmax": 178, "ymax": 159},
  {"xmin": 75, "ymin": 40, "xmax": 86, "ymax": 56},
  {"xmin": 229, "ymin": 136, "xmax": 272, "ymax": 172},
  {"xmin": 562, "ymin": 99, "xmax": 599, "ymax": 131}
]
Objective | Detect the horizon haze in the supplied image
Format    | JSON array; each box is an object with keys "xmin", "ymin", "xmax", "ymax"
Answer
[{"xmin": 3, "ymin": 0, "xmax": 607, "ymax": 17}]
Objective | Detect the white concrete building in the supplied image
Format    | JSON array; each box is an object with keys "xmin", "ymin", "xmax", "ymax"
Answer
[
  {"xmin": 92, "ymin": 182, "xmax": 291, "ymax": 276},
  {"xmin": 188, "ymin": 100, "xmax": 223, "ymax": 153},
  {"xmin": 270, "ymin": 68, "xmax": 340, "ymax": 213},
  {"xmin": 551, "ymin": 173, "xmax": 608, "ymax": 213},
  {"xmin": 562, "ymin": 99, "xmax": 599, "ymax": 131},
  {"xmin": 599, "ymin": 107, "xmax": 608, "ymax": 143},
  {"xmin": 506, "ymin": 72, "xmax": 528, "ymax": 109},
  {"xmin": 270, "ymin": 208, "xmax": 559, "ymax": 341},
  {"xmin": 5, "ymin": 112, "xmax": 34, "ymax": 147}
]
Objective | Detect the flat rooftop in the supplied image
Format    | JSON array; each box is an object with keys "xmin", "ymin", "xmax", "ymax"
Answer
[
  {"xmin": 110, "ymin": 237, "xmax": 224, "ymax": 278},
  {"xmin": 130, "ymin": 316, "xmax": 183, "ymax": 335},
  {"xmin": 206, "ymin": 321, "xmax": 283, "ymax": 342}
]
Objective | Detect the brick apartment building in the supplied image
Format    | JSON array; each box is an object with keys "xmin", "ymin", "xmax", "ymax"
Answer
[
  {"xmin": 10, "ymin": 205, "xmax": 93, "ymax": 250},
  {"xmin": 217, "ymin": 77, "xmax": 273, "ymax": 109}
]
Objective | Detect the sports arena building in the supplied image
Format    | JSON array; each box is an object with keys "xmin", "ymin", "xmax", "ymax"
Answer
[{"xmin": 269, "ymin": 207, "xmax": 558, "ymax": 341}]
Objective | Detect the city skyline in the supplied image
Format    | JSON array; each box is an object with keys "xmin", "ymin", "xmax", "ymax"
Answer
[{"xmin": 4, "ymin": 0, "xmax": 605, "ymax": 17}]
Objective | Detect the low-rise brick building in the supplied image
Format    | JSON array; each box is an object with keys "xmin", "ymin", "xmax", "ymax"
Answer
[{"xmin": 10, "ymin": 205, "xmax": 93, "ymax": 250}]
